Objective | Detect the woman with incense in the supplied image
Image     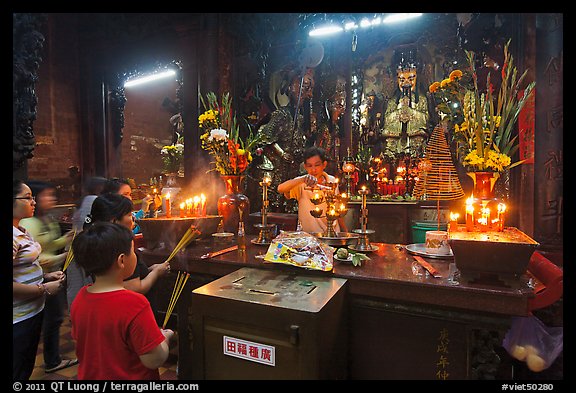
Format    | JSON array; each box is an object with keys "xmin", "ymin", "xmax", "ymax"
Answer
[
  {"xmin": 13, "ymin": 179, "xmax": 66, "ymax": 379},
  {"xmin": 68, "ymin": 193, "xmax": 170, "ymax": 306},
  {"xmin": 20, "ymin": 180, "xmax": 77, "ymax": 374}
]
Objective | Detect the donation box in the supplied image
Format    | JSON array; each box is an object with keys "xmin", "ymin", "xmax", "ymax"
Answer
[{"xmin": 183, "ymin": 267, "xmax": 348, "ymax": 379}]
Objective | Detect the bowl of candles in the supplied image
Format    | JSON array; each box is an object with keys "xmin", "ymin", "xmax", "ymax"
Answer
[{"xmin": 137, "ymin": 215, "xmax": 222, "ymax": 250}]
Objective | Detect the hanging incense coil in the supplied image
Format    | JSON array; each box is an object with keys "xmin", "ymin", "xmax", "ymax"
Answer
[{"xmin": 413, "ymin": 123, "xmax": 464, "ymax": 201}]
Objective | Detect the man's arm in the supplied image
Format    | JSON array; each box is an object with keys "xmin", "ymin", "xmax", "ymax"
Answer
[{"xmin": 277, "ymin": 174, "xmax": 317, "ymax": 195}]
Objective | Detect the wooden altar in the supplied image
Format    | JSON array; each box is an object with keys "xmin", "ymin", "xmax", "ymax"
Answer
[{"xmin": 139, "ymin": 235, "xmax": 547, "ymax": 380}]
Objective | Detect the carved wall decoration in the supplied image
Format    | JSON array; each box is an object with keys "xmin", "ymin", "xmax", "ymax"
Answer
[{"xmin": 13, "ymin": 13, "xmax": 46, "ymax": 170}]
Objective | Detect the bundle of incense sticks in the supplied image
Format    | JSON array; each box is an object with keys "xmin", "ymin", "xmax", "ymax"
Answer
[
  {"xmin": 164, "ymin": 226, "xmax": 201, "ymax": 264},
  {"xmin": 160, "ymin": 226, "xmax": 201, "ymax": 329},
  {"xmin": 62, "ymin": 229, "xmax": 77, "ymax": 272},
  {"xmin": 162, "ymin": 270, "xmax": 190, "ymax": 329}
]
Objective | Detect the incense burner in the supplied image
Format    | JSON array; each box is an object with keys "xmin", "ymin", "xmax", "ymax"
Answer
[{"xmin": 137, "ymin": 215, "xmax": 222, "ymax": 249}]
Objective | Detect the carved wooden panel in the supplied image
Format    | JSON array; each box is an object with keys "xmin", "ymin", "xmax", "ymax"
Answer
[{"xmin": 13, "ymin": 13, "xmax": 46, "ymax": 170}]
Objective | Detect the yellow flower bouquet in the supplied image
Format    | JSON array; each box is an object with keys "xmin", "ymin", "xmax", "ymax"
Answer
[
  {"xmin": 429, "ymin": 39, "xmax": 535, "ymax": 173},
  {"xmin": 160, "ymin": 141, "xmax": 184, "ymax": 173}
]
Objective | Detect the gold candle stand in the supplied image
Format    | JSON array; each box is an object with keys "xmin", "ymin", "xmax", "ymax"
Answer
[
  {"xmin": 349, "ymin": 186, "xmax": 379, "ymax": 252},
  {"xmin": 252, "ymin": 174, "xmax": 276, "ymax": 245}
]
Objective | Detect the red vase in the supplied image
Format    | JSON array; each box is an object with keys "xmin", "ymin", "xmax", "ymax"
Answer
[
  {"xmin": 467, "ymin": 171, "xmax": 500, "ymax": 200},
  {"xmin": 218, "ymin": 175, "xmax": 250, "ymax": 233}
]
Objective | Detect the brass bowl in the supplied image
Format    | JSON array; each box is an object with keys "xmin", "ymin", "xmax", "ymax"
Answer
[
  {"xmin": 312, "ymin": 232, "xmax": 360, "ymax": 247},
  {"xmin": 137, "ymin": 215, "xmax": 222, "ymax": 249}
]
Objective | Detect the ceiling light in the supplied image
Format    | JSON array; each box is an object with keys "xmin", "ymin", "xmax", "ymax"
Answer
[
  {"xmin": 309, "ymin": 24, "xmax": 344, "ymax": 37},
  {"xmin": 344, "ymin": 21, "xmax": 358, "ymax": 30},
  {"xmin": 124, "ymin": 69, "xmax": 177, "ymax": 88},
  {"xmin": 383, "ymin": 13, "xmax": 423, "ymax": 24}
]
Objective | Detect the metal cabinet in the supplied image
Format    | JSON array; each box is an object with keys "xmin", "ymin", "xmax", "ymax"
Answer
[{"xmin": 182, "ymin": 267, "xmax": 348, "ymax": 379}]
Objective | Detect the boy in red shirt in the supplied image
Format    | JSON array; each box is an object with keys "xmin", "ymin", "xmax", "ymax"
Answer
[{"xmin": 70, "ymin": 222, "xmax": 174, "ymax": 380}]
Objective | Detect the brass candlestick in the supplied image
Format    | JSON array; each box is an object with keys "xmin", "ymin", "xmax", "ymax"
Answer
[
  {"xmin": 350, "ymin": 185, "xmax": 379, "ymax": 252},
  {"xmin": 252, "ymin": 173, "xmax": 276, "ymax": 245}
]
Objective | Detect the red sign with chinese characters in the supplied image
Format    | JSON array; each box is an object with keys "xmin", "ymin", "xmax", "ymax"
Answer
[
  {"xmin": 223, "ymin": 336, "xmax": 276, "ymax": 366},
  {"xmin": 518, "ymin": 87, "xmax": 535, "ymax": 164}
]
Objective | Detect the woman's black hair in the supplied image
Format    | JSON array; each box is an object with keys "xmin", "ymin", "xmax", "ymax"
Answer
[
  {"xmin": 84, "ymin": 176, "xmax": 108, "ymax": 195},
  {"xmin": 13, "ymin": 179, "xmax": 24, "ymax": 205},
  {"xmin": 26, "ymin": 180, "xmax": 56, "ymax": 216},
  {"xmin": 101, "ymin": 177, "xmax": 130, "ymax": 195},
  {"xmin": 84, "ymin": 192, "xmax": 133, "ymax": 230},
  {"xmin": 72, "ymin": 222, "xmax": 134, "ymax": 276}
]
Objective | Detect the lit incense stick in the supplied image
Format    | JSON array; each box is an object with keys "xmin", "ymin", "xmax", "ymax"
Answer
[{"xmin": 62, "ymin": 229, "xmax": 77, "ymax": 272}]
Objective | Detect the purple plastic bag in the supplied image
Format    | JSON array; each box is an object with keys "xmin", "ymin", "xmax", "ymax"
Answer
[{"xmin": 502, "ymin": 315, "xmax": 563, "ymax": 372}]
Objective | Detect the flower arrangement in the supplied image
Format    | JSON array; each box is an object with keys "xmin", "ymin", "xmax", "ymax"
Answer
[
  {"xmin": 429, "ymin": 40, "xmax": 535, "ymax": 173},
  {"xmin": 199, "ymin": 92, "xmax": 263, "ymax": 175},
  {"xmin": 161, "ymin": 135, "xmax": 184, "ymax": 173}
]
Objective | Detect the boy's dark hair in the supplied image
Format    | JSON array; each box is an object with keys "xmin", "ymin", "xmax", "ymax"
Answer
[
  {"xmin": 101, "ymin": 177, "xmax": 130, "ymax": 195},
  {"xmin": 303, "ymin": 146, "xmax": 327, "ymax": 162},
  {"xmin": 72, "ymin": 222, "xmax": 134, "ymax": 276},
  {"xmin": 85, "ymin": 192, "xmax": 133, "ymax": 230}
]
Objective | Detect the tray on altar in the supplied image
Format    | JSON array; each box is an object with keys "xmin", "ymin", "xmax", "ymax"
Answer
[{"xmin": 405, "ymin": 243, "xmax": 453, "ymax": 259}]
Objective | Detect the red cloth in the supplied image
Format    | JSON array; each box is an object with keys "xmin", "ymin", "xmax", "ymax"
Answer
[{"xmin": 71, "ymin": 286, "xmax": 166, "ymax": 380}]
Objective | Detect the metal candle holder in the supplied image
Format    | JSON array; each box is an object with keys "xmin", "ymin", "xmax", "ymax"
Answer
[
  {"xmin": 341, "ymin": 148, "xmax": 355, "ymax": 197},
  {"xmin": 252, "ymin": 173, "xmax": 276, "ymax": 245},
  {"xmin": 308, "ymin": 181, "xmax": 349, "ymax": 238},
  {"xmin": 349, "ymin": 186, "xmax": 379, "ymax": 252}
]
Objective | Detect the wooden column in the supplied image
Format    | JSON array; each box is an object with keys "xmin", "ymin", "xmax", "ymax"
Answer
[{"xmin": 534, "ymin": 14, "xmax": 563, "ymax": 253}]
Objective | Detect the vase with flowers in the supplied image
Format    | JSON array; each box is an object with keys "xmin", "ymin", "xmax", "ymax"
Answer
[
  {"xmin": 428, "ymin": 39, "xmax": 535, "ymax": 200},
  {"xmin": 199, "ymin": 91, "xmax": 264, "ymax": 232},
  {"xmin": 160, "ymin": 133, "xmax": 184, "ymax": 187}
]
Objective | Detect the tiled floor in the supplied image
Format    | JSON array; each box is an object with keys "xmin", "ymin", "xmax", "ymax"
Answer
[{"xmin": 29, "ymin": 311, "xmax": 178, "ymax": 380}]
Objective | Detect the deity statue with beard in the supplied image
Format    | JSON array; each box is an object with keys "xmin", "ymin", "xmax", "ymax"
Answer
[{"xmin": 382, "ymin": 47, "xmax": 432, "ymax": 160}]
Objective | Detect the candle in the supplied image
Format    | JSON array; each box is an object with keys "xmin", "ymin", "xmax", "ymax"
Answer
[
  {"xmin": 465, "ymin": 197, "xmax": 474, "ymax": 231},
  {"xmin": 311, "ymin": 192, "xmax": 322, "ymax": 204},
  {"xmin": 186, "ymin": 198, "xmax": 192, "ymax": 217},
  {"xmin": 193, "ymin": 196, "xmax": 200, "ymax": 217},
  {"xmin": 310, "ymin": 206, "xmax": 323, "ymax": 218},
  {"xmin": 497, "ymin": 203, "xmax": 506, "ymax": 231},
  {"xmin": 448, "ymin": 212, "xmax": 459, "ymax": 233},
  {"xmin": 165, "ymin": 192, "xmax": 171, "ymax": 218},
  {"xmin": 179, "ymin": 202, "xmax": 186, "ymax": 218},
  {"xmin": 200, "ymin": 194, "xmax": 207, "ymax": 216},
  {"xmin": 479, "ymin": 207, "xmax": 490, "ymax": 232}
]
